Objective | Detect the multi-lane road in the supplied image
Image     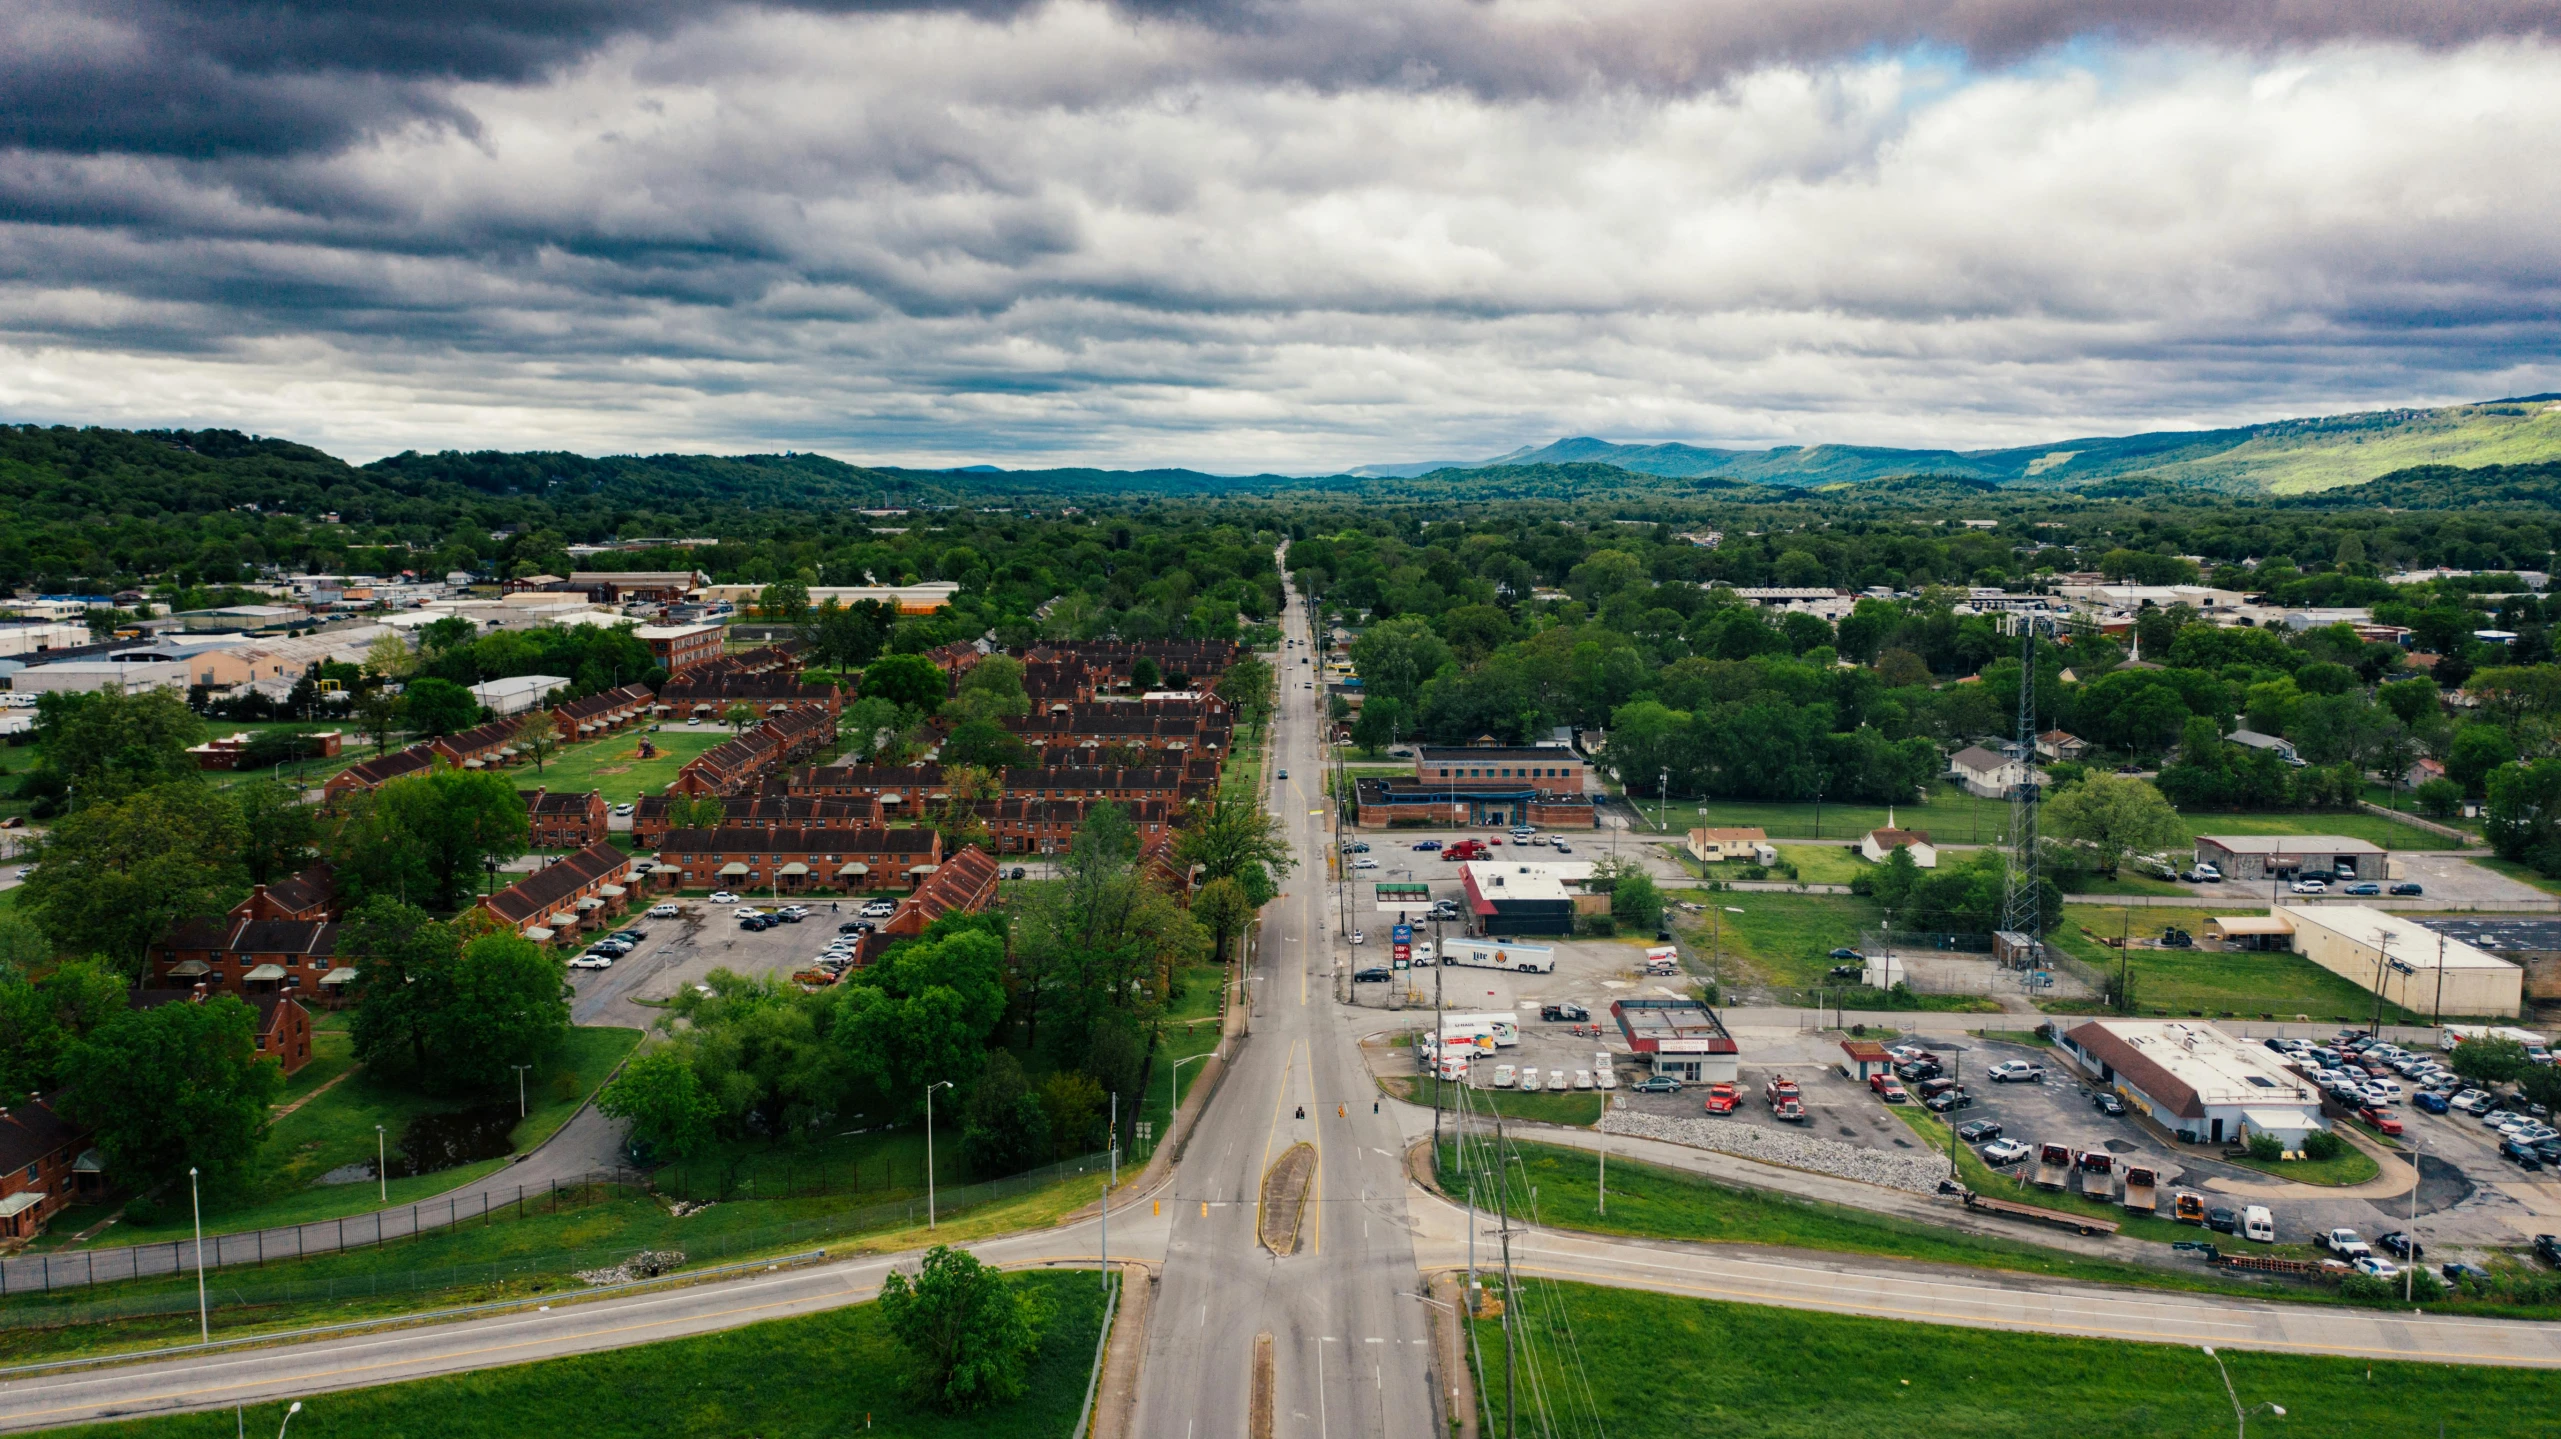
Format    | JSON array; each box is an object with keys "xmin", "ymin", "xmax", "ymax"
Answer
[{"xmin": 7, "ymin": 567, "xmax": 2561, "ymax": 1433}]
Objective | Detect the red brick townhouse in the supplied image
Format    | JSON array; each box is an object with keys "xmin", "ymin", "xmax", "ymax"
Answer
[
  {"xmin": 323, "ymin": 744, "xmax": 435, "ymax": 804},
  {"xmin": 480, "ymin": 840, "xmax": 635, "ymax": 943},
  {"xmin": 653, "ymin": 825, "xmax": 944, "ymax": 894},
  {"xmin": 149, "ymin": 917, "xmax": 344, "ymax": 1000},
  {"xmin": 630, "ymin": 793, "xmax": 883, "ymax": 847},
  {"xmin": 660, "ymin": 668, "xmax": 841, "ymax": 721},
  {"xmin": 879, "ymin": 845, "xmax": 1003, "ymax": 938},
  {"xmin": 429, "ymin": 717, "xmax": 525, "ymax": 770},
  {"xmin": 633, "ymin": 624, "xmax": 724, "ymax": 675},
  {"xmin": 551, "ymin": 683, "xmax": 656, "ymax": 740},
  {"xmin": 994, "ymin": 763, "xmax": 1214, "ymax": 807},
  {"xmin": 788, "ymin": 762, "xmax": 946, "ymax": 803},
  {"xmin": 235, "ymin": 861, "xmax": 340, "ymax": 922},
  {"xmin": 966, "ymin": 795, "xmax": 1180, "ymax": 856},
  {"xmin": 131, "ymin": 989, "xmax": 314, "ymax": 1076},
  {"xmin": 671, "ymin": 703, "xmax": 837, "ymax": 796},
  {"xmin": 0, "ymin": 1096, "xmax": 94, "ymax": 1241},
  {"xmin": 522, "ymin": 788, "xmax": 610, "ymax": 848}
]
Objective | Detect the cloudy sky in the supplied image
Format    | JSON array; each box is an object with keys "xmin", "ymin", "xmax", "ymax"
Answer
[{"xmin": 3, "ymin": 1, "xmax": 2559, "ymax": 472}]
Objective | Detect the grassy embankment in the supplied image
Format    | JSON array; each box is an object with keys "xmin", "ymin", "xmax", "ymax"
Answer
[
  {"xmin": 47, "ymin": 1270, "xmax": 1110, "ymax": 1439},
  {"xmin": 52, "ymin": 1026, "xmax": 640, "ymax": 1248},
  {"xmin": 1470, "ymin": 1280, "xmax": 2561, "ymax": 1438},
  {"xmin": 1677, "ymin": 785, "xmax": 2450, "ymax": 852}
]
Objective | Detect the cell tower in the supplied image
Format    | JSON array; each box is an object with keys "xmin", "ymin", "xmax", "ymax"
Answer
[{"xmin": 1999, "ymin": 616, "xmax": 2046, "ymax": 948}]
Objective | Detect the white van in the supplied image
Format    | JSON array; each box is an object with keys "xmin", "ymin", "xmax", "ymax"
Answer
[
  {"xmin": 2242, "ymin": 1205, "xmax": 2275, "ymax": 1243},
  {"xmin": 1492, "ymin": 1064, "xmax": 1517, "ymax": 1089}
]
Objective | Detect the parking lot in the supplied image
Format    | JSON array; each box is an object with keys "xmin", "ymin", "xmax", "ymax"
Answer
[{"xmin": 567, "ymin": 897, "xmax": 876, "ymax": 1028}]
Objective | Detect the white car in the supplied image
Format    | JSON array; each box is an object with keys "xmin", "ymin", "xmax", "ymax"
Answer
[
  {"xmin": 1351, "ymin": 929, "xmax": 1366, "ymax": 945},
  {"xmin": 1594, "ymin": 1067, "xmax": 1617, "ymax": 1090},
  {"xmin": 2290, "ymin": 878, "xmax": 2328, "ymax": 894},
  {"xmin": 708, "ymin": 890, "xmax": 741, "ymax": 904},
  {"xmin": 1981, "ymin": 1139, "xmax": 2033, "ymax": 1165},
  {"xmin": 860, "ymin": 900, "xmax": 897, "ymax": 918},
  {"xmin": 2452, "ymin": 1089, "xmax": 2494, "ymax": 1114},
  {"xmin": 1492, "ymin": 1065, "xmax": 1517, "ymax": 1089},
  {"xmin": 1519, "ymin": 1067, "xmax": 1540, "ymax": 1091},
  {"xmin": 2351, "ymin": 1255, "xmax": 2399, "ymax": 1280},
  {"xmin": 647, "ymin": 903, "xmax": 681, "ymax": 918},
  {"xmin": 612, "ymin": 803, "xmax": 634, "ymax": 816},
  {"xmin": 1986, "ymin": 1061, "xmax": 2045, "ymax": 1083},
  {"xmin": 567, "ymin": 952, "xmax": 613, "ymax": 970},
  {"xmin": 686, "ymin": 717, "xmax": 702, "ymax": 726},
  {"xmin": 734, "ymin": 906, "xmax": 766, "ymax": 919},
  {"xmin": 1572, "ymin": 1069, "xmax": 1594, "ymax": 1090},
  {"xmin": 1546, "ymin": 1069, "xmax": 1570, "ymax": 1091}
]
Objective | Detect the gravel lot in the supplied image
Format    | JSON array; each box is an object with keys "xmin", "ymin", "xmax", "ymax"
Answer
[{"xmin": 1599, "ymin": 1109, "xmax": 1954, "ymax": 1194}]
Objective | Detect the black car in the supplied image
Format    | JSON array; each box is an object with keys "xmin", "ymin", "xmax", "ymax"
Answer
[
  {"xmin": 1922, "ymin": 1090, "xmax": 1974, "ymax": 1113},
  {"xmin": 2534, "ymin": 1137, "xmax": 2561, "ymax": 1166},
  {"xmin": 2093, "ymin": 1092, "xmax": 2128, "ymax": 1117},
  {"xmin": 775, "ymin": 910, "xmax": 803, "ymax": 923},
  {"xmin": 1895, "ymin": 1060, "xmax": 1941, "ymax": 1082},
  {"xmin": 1540, "ymin": 1003, "xmax": 1590, "ymax": 1022},
  {"xmin": 1352, "ymin": 967, "xmax": 1391, "ymax": 984},
  {"xmin": 612, "ymin": 928, "xmax": 647, "ymax": 942},
  {"xmin": 2441, "ymin": 1261, "xmax": 2490, "ymax": 1284},
  {"xmin": 1827, "ymin": 963, "xmax": 1863, "ymax": 981},
  {"xmin": 2206, "ymin": 1208, "xmax": 2240, "ymax": 1235},
  {"xmin": 1828, "ymin": 947, "xmax": 1864, "ymax": 961},
  {"xmin": 2378, "ymin": 1231, "xmax": 2424, "ymax": 1260},
  {"xmin": 2503, "ymin": 1139, "xmax": 2546, "ymax": 1170},
  {"xmin": 1010, "ymin": 867, "xmax": 1027, "ymax": 880},
  {"xmin": 2535, "ymin": 1234, "xmax": 2561, "ymax": 1268},
  {"xmin": 839, "ymin": 921, "xmax": 865, "ymax": 934},
  {"xmin": 2389, "ymin": 882, "xmax": 2425, "ymax": 897},
  {"xmin": 738, "ymin": 914, "xmax": 771, "ymax": 931},
  {"xmin": 1956, "ymin": 1119, "xmax": 2003, "ymax": 1144}
]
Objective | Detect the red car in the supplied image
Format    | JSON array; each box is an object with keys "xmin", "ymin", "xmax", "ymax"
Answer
[
  {"xmin": 2359, "ymin": 1106, "xmax": 2403, "ymax": 1136},
  {"xmin": 1703, "ymin": 1083, "xmax": 1740, "ymax": 1115}
]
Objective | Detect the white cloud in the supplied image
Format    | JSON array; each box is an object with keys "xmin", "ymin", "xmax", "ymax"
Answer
[{"xmin": 1, "ymin": 5, "xmax": 2558, "ymax": 469}]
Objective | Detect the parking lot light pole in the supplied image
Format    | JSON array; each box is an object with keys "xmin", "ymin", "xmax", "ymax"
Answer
[
  {"xmin": 190, "ymin": 1167, "xmax": 208, "ymax": 1343},
  {"xmin": 511, "ymin": 1064, "xmax": 531, "ymax": 1118},
  {"xmin": 2201, "ymin": 1346, "xmax": 2283, "ymax": 1438},
  {"xmin": 924, "ymin": 1080, "xmax": 954, "ymax": 1228},
  {"xmin": 2406, "ymin": 1137, "xmax": 2424, "ymax": 1303},
  {"xmin": 375, "ymin": 1125, "xmax": 386, "ymax": 1203}
]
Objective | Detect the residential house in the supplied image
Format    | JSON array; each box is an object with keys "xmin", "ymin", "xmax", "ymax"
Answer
[
  {"xmin": 0, "ymin": 1096, "xmax": 94, "ymax": 1240},
  {"xmin": 672, "ymin": 703, "xmax": 838, "ymax": 796},
  {"xmin": 479, "ymin": 841, "xmax": 635, "ymax": 943},
  {"xmin": 235, "ymin": 862, "xmax": 339, "ymax": 922},
  {"xmin": 1861, "ymin": 827, "xmax": 1938, "ymax": 868},
  {"xmin": 147, "ymin": 918, "xmax": 343, "ymax": 997},
  {"xmin": 1684, "ymin": 827, "xmax": 1770, "ymax": 863},
  {"xmin": 631, "ymin": 793, "xmax": 884, "ymax": 847},
  {"xmin": 522, "ymin": 788, "xmax": 610, "ymax": 848},
  {"xmin": 551, "ymin": 683, "xmax": 655, "ymax": 740},
  {"xmin": 654, "ymin": 825, "xmax": 944, "ymax": 893},
  {"xmin": 1947, "ymin": 744, "xmax": 2029, "ymax": 799},
  {"xmin": 2035, "ymin": 730, "xmax": 2091, "ymax": 762},
  {"xmin": 131, "ymin": 989, "xmax": 314, "ymax": 1076},
  {"xmin": 879, "ymin": 845, "xmax": 1003, "ymax": 937},
  {"xmin": 428, "ymin": 718, "xmax": 525, "ymax": 771},
  {"xmin": 322, "ymin": 745, "xmax": 435, "ymax": 803}
]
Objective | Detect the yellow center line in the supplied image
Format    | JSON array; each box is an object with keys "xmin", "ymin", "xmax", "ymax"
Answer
[{"xmin": 1255, "ymin": 1038, "xmax": 1303, "ymax": 1241}]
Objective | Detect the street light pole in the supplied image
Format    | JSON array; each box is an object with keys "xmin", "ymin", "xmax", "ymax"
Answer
[
  {"xmin": 1168, "ymin": 1051, "xmax": 1214, "ymax": 1150},
  {"xmin": 375, "ymin": 1124, "xmax": 386, "ymax": 1203},
  {"xmin": 2202, "ymin": 1346, "xmax": 2284, "ymax": 1438},
  {"xmin": 276, "ymin": 1402, "xmax": 303, "ymax": 1439},
  {"xmin": 511, "ymin": 1063, "xmax": 531, "ymax": 1119},
  {"xmin": 924, "ymin": 1080, "xmax": 954, "ymax": 1228},
  {"xmin": 190, "ymin": 1166, "xmax": 208, "ymax": 1343}
]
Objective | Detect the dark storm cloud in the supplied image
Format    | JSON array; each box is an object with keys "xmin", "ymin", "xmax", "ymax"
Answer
[{"xmin": 5, "ymin": 0, "xmax": 2557, "ymax": 158}]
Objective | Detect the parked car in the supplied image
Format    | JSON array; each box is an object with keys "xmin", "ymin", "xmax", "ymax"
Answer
[
  {"xmin": 1868, "ymin": 1074, "xmax": 1909, "ymax": 1104},
  {"xmin": 2344, "ymin": 882, "xmax": 2382, "ymax": 896},
  {"xmin": 708, "ymin": 890, "xmax": 741, "ymax": 904},
  {"xmin": 647, "ymin": 903, "xmax": 681, "ymax": 918},
  {"xmin": 1632, "ymin": 1075, "xmax": 1682, "ymax": 1094},
  {"xmin": 1895, "ymin": 1059, "xmax": 1941, "ymax": 1082},
  {"xmin": 567, "ymin": 952, "xmax": 613, "ymax": 970},
  {"xmin": 1703, "ymin": 1084, "xmax": 1740, "ymax": 1115},
  {"xmin": 1922, "ymin": 1089, "xmax": 1974, "ymax": 1113},
  {"xmin": 1352, "ymin": 967, "xmax": 1391, "ymax": 984},
  {"xmin": 2378, "ymin": 1231, "xmax": 2424, "ymax": 1260},
  {"xmin": 611, "ymin": 802, "xmax": 634, "ymax": 816},
  {"xmin": 2290, "ymin": 878, "xmax": 2329, "ymax": 894},
  {"xmin": 2501, "ymin": 1139, "xmax": 2545, "ymax": 1170},
  {"xmin": 1353, "ymin": 857, "xmax": 1379, "ymax": 870},
  {"xmin": 1987, "ymin": 1061, "xmax": 2045, "ymax": 1083},
  {"xmin": 2318, "ymin": 1228, "xmax": 2372, "ymax": 1258},
  {"xmin": 2533, "ymin": 1234, "xmax": 2561, "ymax": 1268},
  {"xmin": 2453, "ymin": 1089, "xmax": 2495, "ymax": 1115},
  {"xmin": 1413, "ymin": 840, "xmax": 1442, "ymax": 851},
  {"xmin": 2189, "ymin": 863, "xmax": 2222, "ymax": 882},
  {"xmin": 2094, "ymin": 1092, "xmax": 2127, "ymax": 1116},
  {"xmin": 1491, "ymin": 1065, "xmax": 1516, "ymax": 1089},
  {"xmin": 2414, "ymin": 1090, "xmax": 2451, "ymax": 1114},
  {"xmin": 860, "ymin": 900, "xmax": 897, "ymax": 918},
  {"xmin": 2359, "ymin": 1107, "xmax": 2404, "ymax": 1136},
  {"xmin": 1916, "ymin": 1076, "xmax": 1962, "ymax": 1099},
  {"xmin": 1828, "ymin": 947, "xmax": 1864, "ymax": 961},
  {"xmin": 2207, "ymin": 1208, "xmax": 2240, "ymax": 1235},
  {"xmin": 2441, "ymin": 1261, "xmax": 2491, "ymax": 1284},
  {"xmin": 2351, "ymin": 1256, "xmax": 2400, "ymax": 1280},
  {"xmin": 1981, "ymin": 1139, "xmax": 2032, "ymax": 1165},
  {"xmin": 1341, "ymin": 840, "xmax": 1370, "ymax": 853},
  {"xmin": 2389, "ymin": 882, "xmax": 2426, "ymax": 897},
  {"xmin": 1540, "ymin": 1003, "xmax": 1590, "ymax": 1022},
  {"xmin": 1009, "ymin": 867, "xmax": 1026, "ymax": 880},
  {"xmin": 1956, "ymin": 1119, "xmax": 2003, "ymax": 1144}
]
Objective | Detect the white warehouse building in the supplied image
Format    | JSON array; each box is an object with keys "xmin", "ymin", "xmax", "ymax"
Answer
[{"xmin": 2058, "ymin": 1019, "xmax": 2326, "ymax": 1151}]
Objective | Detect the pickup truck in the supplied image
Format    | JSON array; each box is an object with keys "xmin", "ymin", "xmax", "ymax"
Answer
[
  {"xmin": 2120, "ymin": 1165, "xmax": 2159, "ymax": 1214},
  {"xmin": 1702, "ymin": 1083, "xmax": 1741, "ymax": 1115},
  {"xmin": 2031, "ymin": 1143, "xmax": 2073, "ymax": 1190},
  {"xmin": 1868, "ymin": 1073, "xmax": 1909, "ymax": 1104},
  {"xmin": 2319, "ymin": 1228, "xmax": 2373, "ymax": 1259}
]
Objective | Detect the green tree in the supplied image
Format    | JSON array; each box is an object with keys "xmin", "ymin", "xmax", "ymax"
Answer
[
  {"xmin": 813, "ymin": 598, "xmax": 892, "ymax": 674},
  {"xmin": 948, "ymin": 656, "xmax": 1030, "ymax": 724},
  {"xmin": 338, "ymin": 899, "xmax": 462, "ymax": 1071},
  {"xmin": 355, "ymin": 690, "xmax": 403, "ymax": 757},
  {"xmin": 1611, "ymin": 870, "xmax": 1664, "ymax": 931},
  {"xmin": 341, "ymin": 769, "xmax": 530, "ymax": 911},
  {"xmin": 29, "ymin": 688, "xmax": 205, "ymax": 801},
  {"xmin": 1172, "ymin": 793, "xmax": 1296, "ymax": 889},
  {"xmin": 1189, "ymin": 875, "xmax": 1256, "ymax": 967},
  {"xmin": 2042, "ymin": 773, "xmax": 2185, "ymax": 879},
  {"xmin": 877, "ymin": 1245, "xmax": 1046, "ymax": 1412},
  {"xmin": 0, "ymin": 959, "xmax": 125, "ymax": 1098},
  {"xmin": 2448, "ymin": 1036, "xmax": 2530, "ymax": 1087},
  {"xmin": 758, "ymin": 579, "xmax": 812, "ymax": 623},
  {"xmin": 1349, "ymin": 616, "xmax": 1453, "ymax": 709},
  {"xmin": 830, "ymin": 926, "xmax": 1010, "ymax": 1118},
  {"xmin": 2447, "ymin": 722, "xmax": 2518, "ymax": 795},
  {"xmin": 429, "ymin": 932, "xmax": 569, "ymax": 1081},
  {"xmin": 0, "ymin": 911, "xmax": 51, "ymax": 974},
  {"xmin": 234, "ymin": 775, "xmax": 320, "ymax": 885},
  {"xmin": 1213, "ymin": 655, "xmax": 1276, "ymax": 732},
  {"xmin": 2413, "ymin": 777, "xmax": 2464, "ymax": 818},
  {"xmin": 402, "ymin": 676, "xmax": 480, "ymax": 737},
  {"xmin": 663, "ymin": 792, "xmax": 730, "ymax": 831},
  {"xmin": 596, "ymin": 1048, "xmax": 720, "ymax": 1161},
  {"xmin": 861, "ymin": 653, "xmax": 948, "ymax": 713},
  {"xmin": 63, "ymin": 994, "xmax": 282, "ymax": 1195},
  {"xmin": 941, "ymin": 719, "xmax": 1032, "ymax": 772},
  {"xmin": 22, "ymin": 784, "xmax": 247, "ymax": 972},
  {"xmin": 1348, "ymin": 695, "xmax": 1410, "ymax": 756},
  {"xmin": 515, "ymin": 710, "xmax": 561, "ymax": 773},
  {"xmin": 960, "ymin": 1049, "xmax": 1051, "ymax": 1178}
]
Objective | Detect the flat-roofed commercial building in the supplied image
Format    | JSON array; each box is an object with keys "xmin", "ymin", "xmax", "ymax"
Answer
[
  {"xmin": 2057, "ymin": 1019, "xmax": 2325, "ymax": 1150},
  {"xmin": 2193, "ymin": 834, "xmax": 2385, "ymax": 882},
  {"xmin": 1611, "ymin": 998, "xmax": 1738, "ymax": 1083},
  {"xmin": 2275, "ymin": 904, "xmax": 2522, "ymax": 1019}
]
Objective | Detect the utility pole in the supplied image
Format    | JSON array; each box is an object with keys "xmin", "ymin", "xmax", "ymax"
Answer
[
  {"xmin": 1659, "ymin": 766, "xmax": 1669, "ymax": 834},
  {"xmin": 2433, "ymin": 932, "xmax": 2447, "ymax": 1030},
  {"xmin": 1432, "ymin": 910, "xmax": 1447, "ymax": 1157},
  {"xmin": 1493, "ymin": 1108, "xmax": 1517, "ymax": 1439}
]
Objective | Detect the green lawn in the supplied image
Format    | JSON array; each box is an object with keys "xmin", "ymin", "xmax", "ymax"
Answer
[
  {"xmin": 1470, "ymin": 1281, "xmax": 2561, "ymax": 1439},
  {"xmin": 95, "ymin": 1026, "xmax": 640, "ymax": 1246},
  {"xmin": 1674, "ymin": 784, "xmax": 2454, "ymax": 852},
  {"xmin": 2213, "ymin": 1142, "xmax": 2382, "ymax": 1188},
  {"xmin": 1676, "ymin": 892, "xmax": 1999, "ymax": 1011},
  {"xmin": 1135, "ymin": 958, "xmax": 1231, "ymax": 1161},
  {"xmin": 2472, "ymin": 856, "xmax": 2561, "ymax": 896},
  {"xmin": 516, "ymin": 725, "xmax": 732, "ymax": 806},
  {"xmin": 1769, "ymin": 843, "xmax": 1871, "ymax": 886},
  {"xmin": 49, "ymin": 1270, "xmax": 1110, "ymax": 1439},
  {"xmin": 2048, "ymin": 905, "xmax": 2430, "ymax": 1022}
]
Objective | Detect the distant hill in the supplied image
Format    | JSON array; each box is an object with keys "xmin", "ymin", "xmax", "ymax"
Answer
[{"xmin": 1349, "ymin": 396, "xmax": 2561, "ymax": 494}]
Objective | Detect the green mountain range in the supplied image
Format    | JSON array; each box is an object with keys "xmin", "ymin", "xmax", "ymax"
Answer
[{"xmin": 1349, "ymin": 396, "xmax": 2561, "ymax": 493}]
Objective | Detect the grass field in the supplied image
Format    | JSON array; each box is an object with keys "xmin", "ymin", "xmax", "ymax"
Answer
[
  {"xmin": 1389, "ymin": 1074, "xmax": 1602, "ymax": 1127},
  {"xmin": 515, "ymin": 725, "xmax": 733, "ymax": 807},
  {"xmin": 1469, "ymin": 1280, "xmax": 2561, "ymax": 1439},
  {"xmin": 1768, "ymin": 843, "xmax": 1870, "ymax": 886},
  {"xmin": 49, "ymin": 1269, "xmax": 1110, "ymax": 1439},
  {"xmin": 1136, "ymin": 957, "xmax": 1231, "ymax": 1159},
  {"xmin": 2472, "ymin": 856, "xmax": 2561, "ymax": 896},
  {"xmin": 89, "ymin": 1026, "xmax": 640, "ymax": 1246},
  {"xmin": 1678, "ymin": 892, "xmax": 2000, "ymax": 1011},
  {"xmin": 2047, "ymin": 905, "xmax": 2429, "ymax": 1022}
]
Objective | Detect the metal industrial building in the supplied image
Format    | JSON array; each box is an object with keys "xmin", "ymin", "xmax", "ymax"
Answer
[{"xmin": 2057, "ymin": 1019, "xmax": 2326, "ymax": 1150}]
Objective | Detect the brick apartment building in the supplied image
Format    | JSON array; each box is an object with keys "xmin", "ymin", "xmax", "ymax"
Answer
[
  {"xmin": 1354, "ymin": 776, "xmax": 1599, "ymax": 830},
  {"xmin": 0, "ymin": 1096, "xmax": 94, "ymax": 1241},
  {"xmin": 235, "ymin": 862, "xmax": 340, "ymax": 922},
  {"xmin": 149, "ymin": 917, "xmax": 345, "ymax": 998},
  {"xmin": 480, "ymin": 841, "xmax": 635, "ymax": 943},
  {"xmin": 522, "ymin": 788, "xmax": 611, "ymax": 848},
  {"xmin": 429, "ymin": 717, "xmax": 527, "ymax": 770},
  {"xmin": 630, "ymin": 792, "xmax": 884, "ymax": 847},
  {"xmin": 551, "ymin": 683, "xmax": 655, "ymax": 739},
  {"xmin": 653, "ymin": 825, "xmax": 945, "ymax": 893},
  {"xmin": 672, "ymin": 703, "xmax": 838, "ymax": 796},
  {"xmin": 323, "ymin": 745, "xmax": 435, "ymax": 803},
  {"xmin": 132, "ymin": 989, "xmax": 315, "ymax": 1076},
  {"xmin": 633, "ymin": 623, "xmax": 724, "ymax": 674},
  {"xmin": 879, "ymin": 845, "xmax": 1003, "ymax": 937}
]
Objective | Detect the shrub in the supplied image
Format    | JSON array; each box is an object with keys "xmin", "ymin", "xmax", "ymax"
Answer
[
  {"xmin": 2246, "ymin": 1131, "xmax": 2283, "ymax": 1162},
  {"xmin": 2302, "ymin": 1129, "xmax": 2346, "ymax": 1160}
]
